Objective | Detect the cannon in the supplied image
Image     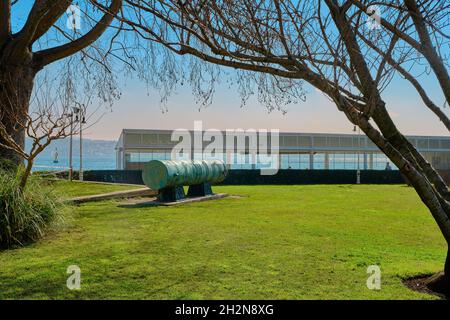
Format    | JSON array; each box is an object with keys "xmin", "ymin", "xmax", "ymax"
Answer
[{"xmin": 142, "ymin": 160, "xmax": 228, "ymax": 202}]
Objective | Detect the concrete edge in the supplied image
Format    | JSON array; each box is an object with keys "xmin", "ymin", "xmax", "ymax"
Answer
[
  {"xmin": 46, "ymin": 178, "xmax": 144, "ymax": 188},
  {"xmin": 67, "ymin": 188, "xmax": 157, "ymax": 204},
  {"xmin": 118, "ymin": 193, "xmax": 229, "ymax": 207}
]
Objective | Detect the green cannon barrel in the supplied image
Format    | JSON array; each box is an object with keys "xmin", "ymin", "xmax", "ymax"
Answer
[{"xmin": 142, "ymin": 160, "xmax": 228, "ymax": 190}]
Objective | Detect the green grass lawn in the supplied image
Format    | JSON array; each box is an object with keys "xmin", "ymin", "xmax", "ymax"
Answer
[
  {"xmin": 47, "ymin": 179, "xmax": 143, "ymax": 199},
  {"xmin": 0, "ymin": 183, "xmax": 446, "ymax": 299}
]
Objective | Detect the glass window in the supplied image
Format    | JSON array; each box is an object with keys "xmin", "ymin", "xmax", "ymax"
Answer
[
  {"xmin": 332, "ymin": 153, "xmax": 346, "ymax": 170},
  {"xmin": 142, "ymin": 134, "xmax": 158, "ymax": 145},
  {"xmin": 366, "ymin": 139, "xmax": 376, "ymax": 148},
  {"xmin": 314, "ymin": 137, "xmax": 326, "ymax": 147},
  {"xmin": 300, "ymin": 154, "xmax": 310, "ymax": 169},
  {"xmin": 298, "ymin": 136, "xmax": 311, "ymax": 148},
  {"xmin": 354, "ymin": 137, "xmax": 365, "ymax": 149},
  {"xmin": 288, "ymin": 154, "xmax": 300, "ymax": 169},
  {"xmin": 128, "ymin": 152, "xmax": 140, "ymax": 163},
  {"xmin": 417, "ymin": 139, "xmax": 428, "ymax": 149},
  {"xmin": 124, "ymin": 134, "xmax": 141, "ymax": 145},
  {"xmin": 158, "ymin": 134, "xmax": 172, "ymax": 144},
  {"xmin": 241, "ymin": 154, "xmax": 253, "ymax": 169},
  {"xmin": 283, "ymin": 136, "xmax": 297, "ymax": 147},
  {"xmin": 340, "ymin": 137, "xmax": 353, "ymax": 147},
  {"xmin": 229, "ymin": 153, "xmax": 243, "ymax": 169},
  {"xmin": 345, "ymin": 154, "xmax": 356, "ymax": 170},
  {"xmin": 152, "ymin": 152, "xmax": 166, "ymax": 160},
  {"xmin": 429, "ymin": 139, "xmax": 440, "ymax": 149},
  {"xmin": 139, "ymin": 153, "xmax": 153, "ymax": 162},
  {"xmin": 371, "ymin": 153, "xmax": 398, "ymax": 170},
  {"xmin": 314, "ymin": 154, "xmax": 325, "ymax": 169},
  {"xmin": 280, "ymin": 154, "xmax": 289, "ymax": 169},
  {"xmin": 327, "ymin": 137, "xmax": 340, "ymax": 147},
  {"xmin": 441, "ymin": 140, "xmax": 450, "ymax": 149}
]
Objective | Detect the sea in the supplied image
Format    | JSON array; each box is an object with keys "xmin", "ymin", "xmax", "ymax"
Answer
[{"xmin": 28, "ymin": 137, "xmax": 117, "ymax": 171}]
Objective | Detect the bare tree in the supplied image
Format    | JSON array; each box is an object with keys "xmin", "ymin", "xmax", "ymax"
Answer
[
  {"xmin": 349, "ymin": 0, "xmax": 449, "ymax": 128},
  {"xmin": 0, "ymin": 74, "xmax": 74, "ymax": 189},
  {"xmin": 121, "ymin": 0, "xmax": 450, "ymax": 290},
  {"xmin": 0, "ymin": 66, "xmax": 107, "ymax": 189},
  {"xmin": 0, "ymin": 0, "xmax": 122, "ymax": 166}
]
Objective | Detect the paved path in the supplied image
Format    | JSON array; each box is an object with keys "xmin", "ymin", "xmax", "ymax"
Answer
[
  {"xmin": 118, "ymin": 193, "xmax": 229, "ymax": 207},
  {"xmin": 68, "ymin": 188, "xmax": 157, "ymax": 204}
]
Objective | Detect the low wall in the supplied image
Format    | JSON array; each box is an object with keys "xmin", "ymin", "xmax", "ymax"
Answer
[
  {"xmin": 82, "ymin": 170, "xmax": 144, "ymax": 185},
  {"xmin": 222, "ymin": 169, "xmax": 405, "ymax": 185},
  {"xmin": 79, "ymin": 169, "xmax": 407, "ymax": 185}
]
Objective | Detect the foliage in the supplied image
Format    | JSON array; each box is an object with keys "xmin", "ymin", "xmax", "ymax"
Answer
[{"xmin": 0, "ymin": 167, "xmax": 62, "ymax": 248}]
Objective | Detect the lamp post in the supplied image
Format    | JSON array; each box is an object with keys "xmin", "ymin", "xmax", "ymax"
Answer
[
  {"xmin": 68, "ymin": 107, "xmax": 80, "ymax": 181},
  {"xmin": 79, "ymin": 107, "xmax": 86, "ymax": 181},
  {"xmin": 353, "ymin": 125, "xmax": 361, "ymax": 184}
]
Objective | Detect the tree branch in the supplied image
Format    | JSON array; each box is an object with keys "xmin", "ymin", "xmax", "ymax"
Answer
[
  {"xmin": 404, "ymin": 0, "xmax": 450, "ymax": 105},
  {"xmin": 0, "ymin": 0, "xmax": 11, "ymax": 45},
  {"xmin": 30, "ymin": 0, "xmax": 72, "ymax": 43},
  {"xmin": 355, "ymin": 29, "xmax": 450, "ymax": 132},
  {"xmin": 33, "ymin": 0, "xmax": 123, "ymax": 67},
  {"xmin": 348, "ymin": 0, "xmax": 422, "ymax": 51},
  {"xmin": 13, "ymin": 0, "xmax": 57, "ymax": 53}
]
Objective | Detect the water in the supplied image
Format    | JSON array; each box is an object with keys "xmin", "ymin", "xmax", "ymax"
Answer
[
  {"xmin": 28, "ymin": 138, "xmax": 117, "ymax": 171},
  {"xmin": 33, "ymin": 154, "xmax": 116, "ymax": 171}
]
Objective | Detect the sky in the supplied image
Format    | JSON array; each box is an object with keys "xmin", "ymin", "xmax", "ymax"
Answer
[
  {"xmin": 11, "ymin": 1, "xmax": 450, "ymax": 141},
  {"xmin": 83, "ymin": 74, "xmax": 450, "ymax": 141}
]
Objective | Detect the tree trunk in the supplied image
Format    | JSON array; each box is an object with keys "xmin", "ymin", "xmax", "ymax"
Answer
[
  {"xmin": 0, "ymin": 112, "xmax": 26, "ymax": 166},
  {"xmin": 426, "ymin": 247, "xmax": 450, "ymax": 296},
  {"xmin": 445, "ymin": 248, "xmax": 450, "ymax": 282},
  {"xmin": 19, "ymin": 158, "xmax": 34, "ymax": 190},
  {"xmin": 343, "ymin": 100, "xmax": 450, "ymax": 293},
  {"xmin": 0, "ymin": 60, "xmax": 36, "ymax": 166}
]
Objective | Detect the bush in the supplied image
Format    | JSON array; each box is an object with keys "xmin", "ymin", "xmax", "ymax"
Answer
[{"xmin": 0, "ymin": 167, "xmax": 62, "ymax": 248}]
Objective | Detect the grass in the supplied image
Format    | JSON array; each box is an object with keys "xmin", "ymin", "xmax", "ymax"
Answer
[
  {"xmin": 47, "ymin": 179, "xmax": 143, "ymax": 199},
  {"xmin": 0, "ymin": 183, "xmax": 446, "ymax": 299}
]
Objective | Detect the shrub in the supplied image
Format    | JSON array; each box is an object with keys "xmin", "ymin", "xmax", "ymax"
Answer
[{"xmin": 0, "ymin": 167, "xmax": 62, "ymax": 248}]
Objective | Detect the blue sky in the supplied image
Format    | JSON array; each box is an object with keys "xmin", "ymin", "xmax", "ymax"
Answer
[
  {"xmin": 85, "ymin": 74, "xmax": 448, "ymax": 141},
  {"xmin": 11, "ymin": 1, "xmax": 450, "ymax": 141}
]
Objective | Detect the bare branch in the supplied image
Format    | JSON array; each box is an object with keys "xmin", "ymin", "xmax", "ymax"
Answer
[{"xmin": 34, "ymin": 0, "xmax": 123, "ymax": 67}]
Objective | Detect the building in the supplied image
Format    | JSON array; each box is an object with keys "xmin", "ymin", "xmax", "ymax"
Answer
[{"xmin": 116, "ymin": 129, "xmax": 450, "ymax": 171}]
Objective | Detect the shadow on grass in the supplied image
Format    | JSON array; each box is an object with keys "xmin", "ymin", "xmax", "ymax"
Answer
[
  {"xmin": 403, "ymin": 272, "xmax": 449, "ymax": 300},
  {"xmin": 117, "ymin": 201, "xmax": 160, "ymax": 209}
]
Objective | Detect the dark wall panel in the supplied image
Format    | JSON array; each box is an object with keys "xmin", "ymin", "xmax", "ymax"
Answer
[{"xmin": 79, "ymin": 169, "xmax": 407, "ymax": 185}]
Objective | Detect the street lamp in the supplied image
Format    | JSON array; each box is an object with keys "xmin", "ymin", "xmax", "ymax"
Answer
[
  {"xmin": 79, "ymin": 107, "xmax": 87, "ymax": 182},
  {"xmin": 353, "ymin": 125, "xmax": 361, "ymax": 184},
  {"xmin": 68, "ymin": 106, "xmax": 80, "ymax": 181}
]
